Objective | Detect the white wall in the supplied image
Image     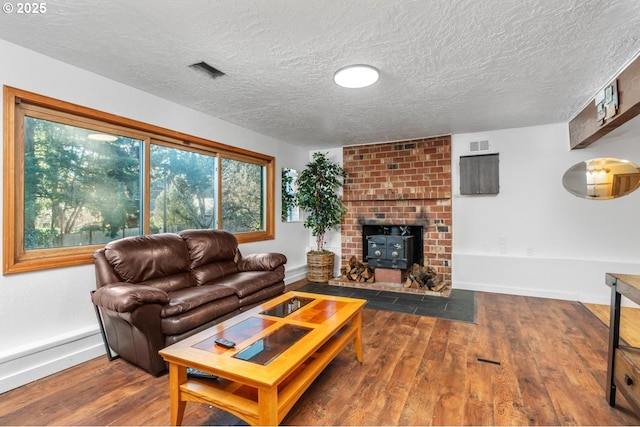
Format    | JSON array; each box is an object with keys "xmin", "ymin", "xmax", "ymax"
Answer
[
  {"xmin": 0, "ymin": 39, "xmax": 309, "ymax": 393},
  {"xmin": 452, "ymin": 123, "xmax": 640, "ymax": 304}
]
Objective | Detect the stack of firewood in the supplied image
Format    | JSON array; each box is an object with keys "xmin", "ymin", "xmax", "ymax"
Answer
[
  {"xmin": 404, "ymin": 263, "xmax": 446, "ymax": 291},
  {"xmin": 341, "ymin": 256, "xmax": 375, "ymax": 283}
]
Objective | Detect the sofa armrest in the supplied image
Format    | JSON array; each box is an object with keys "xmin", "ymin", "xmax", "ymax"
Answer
[
  {"xmin": 91, "ymin": 283, "xmax": 169, "ymax": 313},
  {"xmin": 238, "ymin": 253, "xmax": 287, "ymax": 272}
]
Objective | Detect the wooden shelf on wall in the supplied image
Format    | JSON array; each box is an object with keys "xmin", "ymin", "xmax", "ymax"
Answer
[{"xmin": 569, "ymin": 54, "xmax": 640, "ymax": 149}]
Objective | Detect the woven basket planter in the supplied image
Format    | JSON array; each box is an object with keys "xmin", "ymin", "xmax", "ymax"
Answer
[{"xmin": 306, "ymin": 251, "xmax": 335, "ymax": 282}]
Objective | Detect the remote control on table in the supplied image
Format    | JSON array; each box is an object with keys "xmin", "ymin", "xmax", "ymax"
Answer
[{"xmin": 214, "ymin": 338, "xmax": 236, "ymax": 348}]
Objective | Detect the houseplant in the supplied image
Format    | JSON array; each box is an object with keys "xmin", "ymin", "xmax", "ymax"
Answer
[{"xmin": 296, "ymin": 152, "xmax": 347, "ymax": 282}]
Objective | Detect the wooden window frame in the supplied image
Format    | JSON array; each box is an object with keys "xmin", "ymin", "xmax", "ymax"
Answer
[{"xmin": 3, "ymin": 86, "xmax": 275, "ymax": 274}]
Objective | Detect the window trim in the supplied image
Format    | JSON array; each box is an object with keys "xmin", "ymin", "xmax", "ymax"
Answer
[{"xmin": 3, "ymin": 85, "xmax": 275, "ymax": 274}]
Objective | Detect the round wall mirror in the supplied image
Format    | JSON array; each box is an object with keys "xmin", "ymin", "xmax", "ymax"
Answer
[{"xmin": 563, "ymin": 157, "xmax": 640, "ymax": 200}]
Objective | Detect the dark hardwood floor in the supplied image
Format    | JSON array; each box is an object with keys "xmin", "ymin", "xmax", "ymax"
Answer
[{"xmin": 1, "ymin": 290, "xmax": 639, "ymax": 426}]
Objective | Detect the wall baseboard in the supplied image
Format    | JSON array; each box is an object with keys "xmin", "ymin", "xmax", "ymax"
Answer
[
  {"xmin": 453, "ymin": 281, "xmax": 611, "ymax": 305},
  {"xmin": 285, "ymin": 264, "xmax": 307, "ymax": 284},
  {"xmin": 0, "ymin": 328, "xmax": 105, "ymax": 394}
]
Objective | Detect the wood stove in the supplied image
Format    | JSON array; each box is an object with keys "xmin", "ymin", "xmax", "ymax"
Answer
[
  {"xmin": 366, "ymin": 229, "xmax": 415, "ymax": 270},
  {"xmin": 362, "ymin": 224, "xmax": 423, "ymax": 270}
]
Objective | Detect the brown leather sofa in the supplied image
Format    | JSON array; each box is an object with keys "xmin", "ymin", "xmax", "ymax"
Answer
[{"xmin": 91, "ymin": 229, "xmax": 287, "ymax": 375}]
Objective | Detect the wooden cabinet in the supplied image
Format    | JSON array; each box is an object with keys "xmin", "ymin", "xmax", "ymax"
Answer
[
  {"xmin": 606, "ymin": 273, "xmax": 640, "ymax": 415},
  {"xmin": 460, "ymin": 153, "xmax": 499, "ymax": 195}
]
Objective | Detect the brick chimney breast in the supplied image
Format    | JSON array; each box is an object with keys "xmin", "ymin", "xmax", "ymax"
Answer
[{"xmin": 341, "ymin": 136, "xmax": 452, "ymax": 290}]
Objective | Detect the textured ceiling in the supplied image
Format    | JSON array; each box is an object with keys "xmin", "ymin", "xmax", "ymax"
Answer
[{"xmin": 1, "ymin": 0, "xmax": 640, "ymax": 148}]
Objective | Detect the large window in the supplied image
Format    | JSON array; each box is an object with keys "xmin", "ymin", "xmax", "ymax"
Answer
[
  {"xmin": 221, "ymin": 157, "xmax": 266, "ymax": 233},
  {"xmin": 150, "ymin": 143, "xmax": 217, "ymax": 233},
  {"xmin": 24, "ymin": 116, "xmax": 143, "ymax": 249},
  {"xmin": 4, "ymin": 86, "xmax": 275, "ymax": 273}
]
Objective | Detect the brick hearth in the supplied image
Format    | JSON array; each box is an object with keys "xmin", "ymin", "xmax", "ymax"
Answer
[{"xmin": 340, "ymin": 136, "xmax": 452, "ymax": 292}]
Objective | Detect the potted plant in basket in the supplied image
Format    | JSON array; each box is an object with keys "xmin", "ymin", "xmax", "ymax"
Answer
[{"xmin": 296, "ymin": 152, "xmax": 347, "ymax": 282}]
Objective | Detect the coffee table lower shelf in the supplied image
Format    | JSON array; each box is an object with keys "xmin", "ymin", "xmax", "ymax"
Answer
[{"xmin": 173, "ymin": 322, "xmax": 361, "ymax": 425}]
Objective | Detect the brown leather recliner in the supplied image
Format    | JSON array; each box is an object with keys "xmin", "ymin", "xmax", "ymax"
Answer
[{"xmin": 91, "ymin": 229, "xmax": 287, "ymax": 375}]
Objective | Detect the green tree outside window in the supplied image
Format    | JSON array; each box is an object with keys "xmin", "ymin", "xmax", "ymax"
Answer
[{"xmin": 24, "ymin": 117, "xmax": 141, "ymax": 249}]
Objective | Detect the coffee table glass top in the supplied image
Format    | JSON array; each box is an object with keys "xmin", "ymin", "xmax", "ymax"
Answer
[
  {"xmin": 260, "ymin": 296, "xmax": 315, "ymax": 318},
  {"xmin": 193, "ymin": 298, "xmax": 316, "ymax": 365},
  {"xmin": 233, "ymin": 323, "xmax": 311, "ymax": 365},
  {"xmin": 170, "ymin": 291, "xmax": 365, "ymax": 376},
  {"xmin": 193, "ymin": 317, "xmax": 275, "ymax": 354}
]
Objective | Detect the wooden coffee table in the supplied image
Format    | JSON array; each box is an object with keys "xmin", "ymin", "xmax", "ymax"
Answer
[{"xmin": 158, "ymin": 291, "xmax": 366, "ymax": 426}]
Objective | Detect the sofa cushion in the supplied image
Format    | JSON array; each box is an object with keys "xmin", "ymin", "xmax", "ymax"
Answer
[
  {"xmin": 180, "ymin": 229, "xmax": 240, "ymax": 268},
  {"xmin": 238, "ymin": 252, "xmax": 288, "ymax": 271},
  {"xmin": 210, "ymin": 271, "xmax": 285, "ymax": 298},
  {"xmin": 191, "ymin": 261, "xmax": 239, "ymax": 286},
  {"xmin": 161, "ymin": 294, "xmax": 239, "ymax": 336},
  {"xmin": 104, "ymin": 233, "xmax": 191, "ymax": 282},
  {"xmin": 161, "ymin": 284, "xmax": 237, "ymax": 317},
  {"xmin": 237, "ymin": 282, "xmax": 285, "ymax": 308},
  {"xmin": 138, "ymin": 272, "xmax": 195, "ymax": 293}
]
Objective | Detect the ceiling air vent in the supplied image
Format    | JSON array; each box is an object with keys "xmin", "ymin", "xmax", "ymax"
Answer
[
  {"xmin": 189, "ymin": 61, "xmax": 225, "ymax": 79},
  {"xmin": 469, "ymin": 140, "xmax": 489, "ymax": 152}
]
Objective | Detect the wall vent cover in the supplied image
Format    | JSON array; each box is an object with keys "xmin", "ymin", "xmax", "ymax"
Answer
[{"xmin": 469, "ymin": 140, "xmax": 489, "ymax": 152}]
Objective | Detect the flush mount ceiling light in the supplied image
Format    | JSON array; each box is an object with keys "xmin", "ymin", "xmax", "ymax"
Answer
[{"xmin": 333, "ymin": 64, "xmax": 379, "ymax": 88}]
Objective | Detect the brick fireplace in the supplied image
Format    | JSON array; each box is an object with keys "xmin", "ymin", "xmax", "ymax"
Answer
[{"xmin": 339, "ymin": 135, "xmax": 452, "ymax": 293}]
